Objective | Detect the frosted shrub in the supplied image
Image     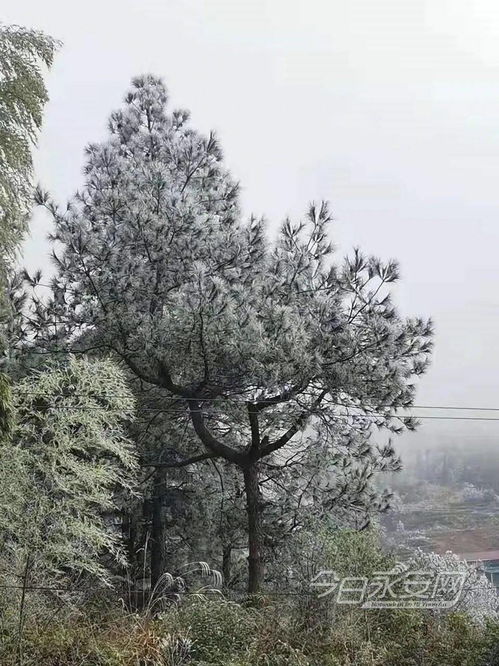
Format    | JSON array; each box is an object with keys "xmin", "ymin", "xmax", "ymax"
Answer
[
  {"xmin": 0, "ymin": 357, "xmax": 139, "ymax": 595},
  {"xmin": 410, "ymin": 549, "xmax": 499, "ymax": 624}
]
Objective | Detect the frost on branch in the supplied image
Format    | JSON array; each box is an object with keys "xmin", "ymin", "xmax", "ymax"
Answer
[
  {"xmin": 410, "ymin": 549, "xmax": 499, "ymax": 624},
  {"xmin": 0, "ymin": 357, "xmax": 138, "ymax": 592}
]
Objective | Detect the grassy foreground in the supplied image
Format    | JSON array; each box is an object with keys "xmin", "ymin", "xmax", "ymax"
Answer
[{"xmin": 2, "ymin": 596, "xmax": 499, "ymax": 666}]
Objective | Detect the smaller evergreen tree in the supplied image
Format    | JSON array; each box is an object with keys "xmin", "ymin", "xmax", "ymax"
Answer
[
  {"xmin": 0, "ymin": 24, "xmax": 59, "ymax": 262},
  {"xmin": 0, "ymin": 357, "xmax": 138, "ymax": 607}
]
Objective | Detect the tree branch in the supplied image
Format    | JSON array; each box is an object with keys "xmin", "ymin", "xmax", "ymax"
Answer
[
  {"xmin": 260, "ymin": 389, "xmax": 327, "ymax": 458},
  {"xmin": 187, "ymin": 400, "xmax": 246, "ymax": 465},
  {"xmin": 141, "ymin": 451, "xmax": 218, "ymax": 468}
]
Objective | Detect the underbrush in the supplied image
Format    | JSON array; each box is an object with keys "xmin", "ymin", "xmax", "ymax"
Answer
[
  {"xmin": 2, "ymin": 596, "xmax": 499, "ymax": 666},
  {"xmin": 2, "ymin": 529, "xmax": 499, "ymax": 665}
]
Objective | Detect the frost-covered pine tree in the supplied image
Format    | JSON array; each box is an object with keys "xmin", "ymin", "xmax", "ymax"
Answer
[{"xmin": 31, "ymin": 76, "xmax": 433, "ymax": 593}]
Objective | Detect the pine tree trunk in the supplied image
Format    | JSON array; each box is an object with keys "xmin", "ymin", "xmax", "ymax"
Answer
[
  {"xmin": 150, "ymin": 466, "xmax": 170, "ymax": 594},
  {"xmin": 122, "ymin": 509, "xmax": 137, "ymax": 568},
  {"xmin": 243, "ymin": 463, "xmax": 264, "ymax": 594},
  {"xmin": 222, "ymin": 544, "xmax": 232, "ymax": 588}
]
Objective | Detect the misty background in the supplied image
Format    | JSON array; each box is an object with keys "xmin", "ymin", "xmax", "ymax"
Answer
[{"xmin": 4, "ymin": 0, "xmax": 499, "ymax": 466}]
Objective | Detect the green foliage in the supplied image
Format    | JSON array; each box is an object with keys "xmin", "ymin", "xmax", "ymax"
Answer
[
  {"xmin": 172, "ymin": 599, "xmax": 260, "ymax": 662},
  {"xmin": 1, "ymin": 596, "xmax": 499, "ymax": 666},
  {"xmin": 0, "ymin": 371, "xmax": 13, "ymax": 436},
  {"xmin": 0, "ymin": 23, "xmax": 59, "ymax": 369},
  {"xmin": 323, "ymin": 609, "xmax": 499, "ymax": 666},
  {"xmin": 321, "ymin": 526, "xmax": 393, "ymax": 577},
  {"xmin": 0, "ymin": 357, "xmax": 139, "ymax": 601},
  {"xmin": 0, "ymin": 611, "xmax": 193, "ymax": 666},
  {"xmin": 0, "ymin": 24, "xmax": 59, "ymax": 258}
]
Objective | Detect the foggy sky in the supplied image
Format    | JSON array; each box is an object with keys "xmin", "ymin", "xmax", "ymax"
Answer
[{"xmin": 4, "ymin": 0, "xmax": 499, "ymax": 447}]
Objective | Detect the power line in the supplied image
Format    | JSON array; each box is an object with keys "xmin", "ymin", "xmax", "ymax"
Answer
[
  {"xmin": 392, "ymin": 416, "xmax": 499, "ymax": 422},
  {"xmin": 11, "ymin": 403, "xmax": 499, "ymax": 422},
  {"xmin": 13, "ymin": 390, "xmax": 499, "ymax": 413},
  {"xmin": 413, "ymin": 405, "xmax": 499, "ymax": 412}
]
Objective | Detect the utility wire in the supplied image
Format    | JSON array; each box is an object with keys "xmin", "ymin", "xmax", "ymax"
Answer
[
  {"xmin": 13, "ymin": 390, "xmax": 499, "ymax": 414},
  {"xmin": 10, "ymin": 403, "xmax": 499, "ymax": 422},
  {"xmin": 13, "ymin": 390, "xmax": 499, "ymax": 412}
]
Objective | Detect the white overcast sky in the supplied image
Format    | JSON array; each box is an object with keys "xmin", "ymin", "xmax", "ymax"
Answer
[{"xmin": 4, "ymin": 0, "xmax": 499, "ymax": 445}]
